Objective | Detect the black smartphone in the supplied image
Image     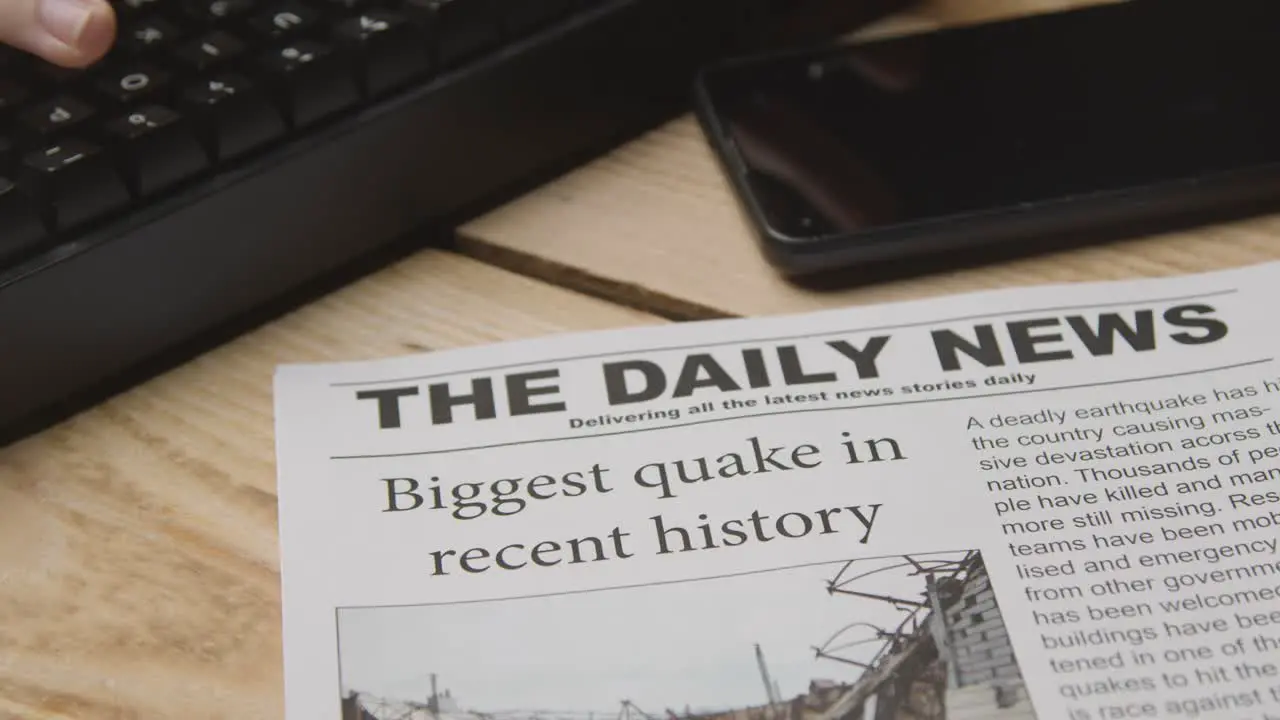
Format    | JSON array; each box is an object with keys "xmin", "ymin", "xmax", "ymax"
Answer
[{"xmin": 693, "ymin": 0, "xmax": 1280, "ymax": 277}]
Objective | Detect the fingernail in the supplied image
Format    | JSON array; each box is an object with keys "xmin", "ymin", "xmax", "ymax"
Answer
[{"xmin": 38, "ymin": 0, "xmax": 96, "ymax": 46}]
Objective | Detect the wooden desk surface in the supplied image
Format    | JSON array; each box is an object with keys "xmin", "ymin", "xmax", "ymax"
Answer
[{"xmin": 4, "ymin": 1, "xmax": 1279, "ymax": 717}]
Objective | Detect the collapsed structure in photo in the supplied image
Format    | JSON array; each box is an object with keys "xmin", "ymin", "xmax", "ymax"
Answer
[
  {"xmin": 342, "ymin": 549, "xmax": 1036, "ymax": 720},
  {"xmin": 779, "ymin": 549, "xmax": 1037, "ymax": 720}
]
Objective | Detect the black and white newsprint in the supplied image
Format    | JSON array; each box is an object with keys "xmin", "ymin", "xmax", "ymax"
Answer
[{"xmin": 274, "ymin": 263, "xmax": 1280, "ymax": 720}]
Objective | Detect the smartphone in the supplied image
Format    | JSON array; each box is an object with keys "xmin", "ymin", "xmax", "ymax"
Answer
[{"xmin": 693, "ymin": 0, "xmax": 1280, "ymax": 277}]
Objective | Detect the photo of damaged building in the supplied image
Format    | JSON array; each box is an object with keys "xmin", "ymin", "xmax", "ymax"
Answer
[
  {"xmin": 340, "ymin": 550, "xmax": 1036, "ymax": 720},
  {"xmin": 671, "ymin": 551, "xmax": 1036, "ymax": 720}
]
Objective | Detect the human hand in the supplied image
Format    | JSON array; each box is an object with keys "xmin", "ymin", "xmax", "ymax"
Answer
[{"xmin": 0, "ymin": 0, "xmax": 115, "ymax": 68}]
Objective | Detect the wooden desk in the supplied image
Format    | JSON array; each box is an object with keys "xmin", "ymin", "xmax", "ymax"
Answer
[{"xmin": 3, "ymin": 1, "xmax": 1278, "ymax": 717}]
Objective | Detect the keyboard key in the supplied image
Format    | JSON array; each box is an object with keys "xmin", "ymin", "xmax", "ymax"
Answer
[
  {"xmin": 96, "ymin": 63, "xmax": 171, "ymax": 104},
  {"xmin": 30, "ymin": 60, "xmax": 83, "ymax": 85},
  {"xmin": 0, "ymin": 177, "xmax": 45, "ymax": 261},
  {"xmin": 0, "ymin": 45, "xmax": 20, "ymax": 69},
  {"xmin": 21, "ymin": 140, "xmax": 130, "ymax": 230},
  {"xmin": 181, "ymin": 74, "xmax": 286, "ymax": 158},
  {"xmin": 105, "ymin": 105, "xmax": 209, "ymax": 196},
  {"xmin": 18, "ymin": 96, "xmax": 96, "ymax": 137},
  {"xmin": 120, "ymin": 17, "xmax": 184, "ymax": 53},
  {"xmin": 185, "ymin": 0, "xmax": 254, "ymax": 22},
  {"xmin": 174, "ymin": 31, "xmax": 247, "ymax": 72},
  {"xmin": 249, "ymin": 2, "xmax": 323, "ymax": 40},
  {"xmin": 405, "ymin": 0, "xmax": 499, "ymax": 68},
  {"xmin": 0, "ymin": 77, "xmax": 28, "ymax": 114},
  {"xmin": 259, "ymin": 41, "xmax": 360, "ymax": 126},
  {"xmin": 321, "ymin": 0, "xmax": 369, "ymax": 12},
  {"xmin": 116, "ymin": 0, "xmax": 163, "ymax": 16},
  {"xmin": 334, "ymin": 11, "xmax": 428, "ymax": 95}
]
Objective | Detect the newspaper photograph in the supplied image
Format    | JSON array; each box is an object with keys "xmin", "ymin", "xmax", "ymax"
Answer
[
  {"xmin": 336, "ymin": 550, "xmax": 1036, "ymax": 720},
  {"xmin": 274, "ymin": 261, "xmax": 1280, "ymax": 720}
]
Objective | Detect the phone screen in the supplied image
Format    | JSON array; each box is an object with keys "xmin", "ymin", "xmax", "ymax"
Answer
[{"xmin": 698, "ymin": 0, "xmax": 1280, "ymax": 241}]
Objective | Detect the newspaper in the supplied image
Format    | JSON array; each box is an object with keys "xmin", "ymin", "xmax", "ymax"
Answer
[{"xmin": 274, "ymin": 262, "xmax": 1280, "ymax": 720}]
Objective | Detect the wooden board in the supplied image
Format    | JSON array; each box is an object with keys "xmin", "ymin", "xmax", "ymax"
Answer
[
  {"xmin": 861, "ymin": 0, "xmax": 1121, "ymax": 33},
  {"xmin": 458, "ymin": 0, "xmax": 1280, "ymax": 321},
  {"xmin": 0, "ymin": 251, "xmax": 659, "ymax": 720}
]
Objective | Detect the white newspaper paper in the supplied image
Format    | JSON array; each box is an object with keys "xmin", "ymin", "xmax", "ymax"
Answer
[{"xmin": 274, "ymin": 262, "xmax": 1280, "ymax": 720}]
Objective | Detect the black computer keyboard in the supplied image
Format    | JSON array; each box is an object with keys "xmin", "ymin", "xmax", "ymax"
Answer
[
  {"xmin": 0, "ymin": 0, "xmax": 908, "ymax": 442},
  {"xmin": 0, "ymin": 0, "xmax": 581, "ymax": 244}
]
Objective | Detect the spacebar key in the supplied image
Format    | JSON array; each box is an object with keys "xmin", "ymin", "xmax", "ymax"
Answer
[{"xmin": 22, "ymin": 139, "xmax": 130, "ymax": 231}]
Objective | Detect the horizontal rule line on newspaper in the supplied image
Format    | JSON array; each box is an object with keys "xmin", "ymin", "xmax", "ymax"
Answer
[
  {"xmin": 328, "ymin": 357, "xmax": 1273, "ymax": 460},
  {"xmin": 330, "ymin": 553, "xmax": 895, "ymax": 611},
  {"xmin": 326, "ymin": 288, "xmax": 1238, "ymax": 388}
]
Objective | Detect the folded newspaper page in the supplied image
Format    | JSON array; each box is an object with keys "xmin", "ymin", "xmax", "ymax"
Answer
[{"xmin": 274, "ymin": 262, "xmax": 1280, "ymax": 720}]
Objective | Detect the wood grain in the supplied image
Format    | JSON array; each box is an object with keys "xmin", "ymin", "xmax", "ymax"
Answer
[
  {"xmin": 856, "ymin": 0, "xmax": 1121, "ymax": 36},
  {"xmin": 0, "ymin": 251, "xmax": 659, "ymax": 720},
  {"xmin": 457, "ymin": 0, "xmax": 1277, "ymax": 321}
]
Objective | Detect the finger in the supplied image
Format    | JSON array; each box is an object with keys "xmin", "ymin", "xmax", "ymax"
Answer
[{"xmin": 0, "ymin": 0, "xmax": 115, "ymax": 68}]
